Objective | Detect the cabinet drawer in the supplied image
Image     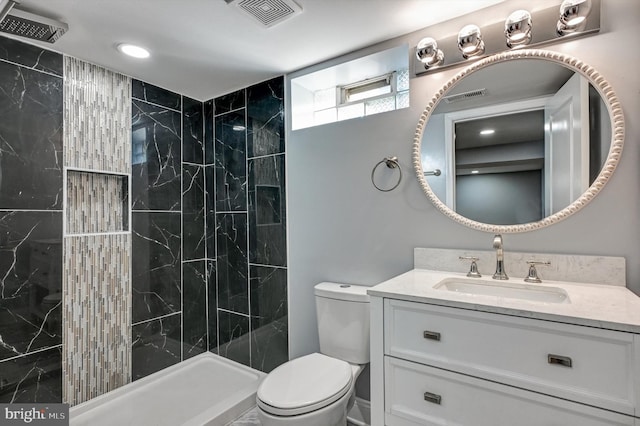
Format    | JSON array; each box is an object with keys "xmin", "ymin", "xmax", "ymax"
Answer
[
  {"xmin": 384, "ymin": 299, "xmax": 640, "ymax": 415},
  {"xmin": 384, "ymin": 356, "xmax": 635, "ymax": 426}
]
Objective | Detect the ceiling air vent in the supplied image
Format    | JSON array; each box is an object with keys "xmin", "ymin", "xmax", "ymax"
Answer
[
  {"xmin": 443, "ymin": 88, "xmax": 487, "ymax": 104},
  {"xmin": 225, "ymin": 0, "xmax": 302, "ymax": 28}
]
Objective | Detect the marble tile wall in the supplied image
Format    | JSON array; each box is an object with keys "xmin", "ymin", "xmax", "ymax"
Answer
[
  {"xmin": 131, "ymin": 81, "xmax": 184, "ymax": 378},
  {"xmin": 212, "ymin": 77, "xmax": 288, "ymax": 372},
  {"xmin": 182, "ymin": 94, "xmax": 208, "ymax": 359},
  {"xmin": 0, "ymin": 35, "xmax": 289, "ymax": 407},
  {"xmin": 0, "ymin": 37, "xmax": 63, "ymax": 403},
  {"xmin": 131, "ymin": 82, "xmax": 212, "ymax": 375}
]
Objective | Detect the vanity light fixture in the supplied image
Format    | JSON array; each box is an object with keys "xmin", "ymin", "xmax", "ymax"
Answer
[
  {"xmin": 505, "ymin": 9, "xmax": 533, "ymax": 48},
  {"xmin": 416, "ymin": 37, "xmax": 444, "ymax": 70},
  {"xmin": 557, "ymin": 0, "xmax": 592, "ymax": 35},
  {"xmin": 457, "ymin": 24, "xmax": 485, "ymax": 59},
  {"xmin": 480, "ymin": 129, "xmax": 495, "ymax": 135},
  {"xmin": 413, "ymin": 0, "xmax": 600, "ymax": 76},
  {"xmin": 117, "ymin": 43, "xmax": 150, "ymax": 59}
]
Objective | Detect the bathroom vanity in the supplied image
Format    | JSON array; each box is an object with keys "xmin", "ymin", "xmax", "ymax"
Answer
[
  {"xmin": 369, "ymin": 9, "xmax": 636, "ymax": 425},
  {"xmin": 368, "ymin": 267, "xmax": 640, "ymax": 426}
]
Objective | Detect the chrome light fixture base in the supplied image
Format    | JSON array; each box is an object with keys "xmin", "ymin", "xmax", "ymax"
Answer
[
  {"xmin": 416, "ymin": 37, "xmax": 444, "ymax": 69},
  {"xmin": 557, "ymin": 0, "xmax": 592, "ymax": 35},
  {"xmin": 414, "ymin": 0, "xmax": 600, "ymax": 76},
  {"xmin": 457, "ymin": 24, "xmax": 485, "ymax": 59},
  {"xmin": 505, "ymin": 9, "xmax": 533, "ymax": 48}
]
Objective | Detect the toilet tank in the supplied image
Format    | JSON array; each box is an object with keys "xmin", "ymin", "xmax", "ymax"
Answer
[{"xmin": 314, "ymin": 282, "xmax": 370, "ymax": 364}]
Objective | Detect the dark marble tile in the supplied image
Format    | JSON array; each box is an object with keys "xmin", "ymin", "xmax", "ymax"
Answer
[
  {"xmin": 204, "ymin": 100, "xmax": 214, "ymax": 165},
  {"xmin": 214, "ymin": 89, "xmax": 245, "ymax": 115},
  {"xmin": 132, "ymin": 314, "xmax": 182, "ymax": 381},
  {"xmin": 207, "ymin": 260, "xmax": 217, "ymax": 353},
  {"xmin": 0, "ymin": 346, "xmax": 61, "ymax": 403},
  {"xmin": 205, "ymin": 166, "xmax": 215, "ymax": 259},
  {"xmin": 183, "ymin": 261, "xmax": 207, "ymax": 359},
  {"xmin": 132, "ymin": 212, "xmax": 181, "ymax": 323},
  {"xmin": 0, "ymin": 212, "xmax": 62, "ymax": 361},
  {"xmin": 250, "ymin": 266, "xmax": 288, "ymax": 373},
  {"xmin": 182, "ymin": 164, "xmax": 205, "ymax": 261},
  {"xmin": 132, "ymin": 100, "xmax": 181, "ymax": 211},
  {"xmin": 218, "ymin": 310, "xmax": 250, "ymax": 367},
  {"xmin": 0, "ymin": 60, "xmax": 62, "ymax": 210},
  {"xmin": 248, "ymin": 155, "xmax": 286, "ymax": 267},
  {"xmin": 132, "ymin": 80, "xmax": 181, "ymax": 111},
  {"xmin": 0, "ymin": 37, "xmax": 63, "ymax": 77},
  {"xmin": 216, "ymin": 213, "xmax": 248, "ymax": 314},
  {"xmin": 215, "ymin": 110, "xmax": 247, "ymax": 212},
  {"xmin": 247, "ymin": 77, "xmax": 284, "ymax": 158},
  {"xmin": 183, "ymin": 96, "xmax": 204, "ymax": 164}
]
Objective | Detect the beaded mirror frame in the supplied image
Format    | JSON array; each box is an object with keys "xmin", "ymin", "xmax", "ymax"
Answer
[{"xmin": 413, "ymin": 49, "xmax": 625, "ymax": 233}]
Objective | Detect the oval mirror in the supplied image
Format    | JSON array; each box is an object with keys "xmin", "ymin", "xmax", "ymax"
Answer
[{"xmin": 414, "ymin": 49, "xmax": 624, "ymax": 233}]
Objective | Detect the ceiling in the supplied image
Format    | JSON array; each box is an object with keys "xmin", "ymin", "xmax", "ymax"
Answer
[
  {"xmin": 434, "ymin": 59, "xmax": 574, "ymax": 115},
  {"xmin": 12, "ymin": 0, "xmax": 506, "ymax": 101},
  {"xmin": 455, "ymin": 110, "xmax": 544, "ymax": 150}
]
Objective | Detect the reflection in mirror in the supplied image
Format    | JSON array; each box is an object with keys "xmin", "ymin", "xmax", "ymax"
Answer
[{"xmin": 420, "ymin": 57, "xmax": 611, "ymax": 226}]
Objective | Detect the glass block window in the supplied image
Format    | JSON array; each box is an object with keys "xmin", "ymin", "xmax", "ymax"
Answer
[
  {"xmin": 338, "ymin": 103, "xmax": 365, "ymax": 121},
  {"xmin": 365, "ymin": 95, "xmax": 396, "ymax": 115},
  {"xmin": 299, "ymin": 69, "xmax": 409, "ymax": 129},
  {"xmin": 314, "ymin": 87, "xmax": 337, "ymax": 110},
  {"xmin": 290, "ymin": 45, "xmax": 410, "ymax": 130}
]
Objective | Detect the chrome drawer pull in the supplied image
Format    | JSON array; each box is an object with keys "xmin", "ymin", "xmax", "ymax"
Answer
[
  {"xmin": 424, "ymin": 391, "xmax": 442, "ymax": 405},
  {"xmin": 423, "ymin": 330, "xmax": 441, "ymax": 341},
  {"xmin": 548, "ymin": 354, "xmax": 572, "ymax": 368}
]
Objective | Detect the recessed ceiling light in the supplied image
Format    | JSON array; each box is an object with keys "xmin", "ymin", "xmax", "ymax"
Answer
[
  {"xmin": 480, "ymin": 129, "xmax": 495, "ymax": 135},
  {"xmin": 117, "ymin": 43, "xmax": 150, "ymax": 59}
]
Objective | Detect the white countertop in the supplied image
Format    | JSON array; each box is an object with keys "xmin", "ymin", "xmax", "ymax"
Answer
[{"xmin": 368, "ymin": 269, "xmax": 640, "ymax": 334}]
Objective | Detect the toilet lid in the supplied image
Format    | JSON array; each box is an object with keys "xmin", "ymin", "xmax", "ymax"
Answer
[{"xmin": 257, "ymin": 353, "xmax": 353, "ymax": 416}]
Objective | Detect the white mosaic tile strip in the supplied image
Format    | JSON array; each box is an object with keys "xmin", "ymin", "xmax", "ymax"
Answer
[
  {"xmin": 414, "ymin": 247, "xmax": 626, "ymax": 286},
  {"xmin": 67, "ymin": 171, "xmax": 127, "ymax": 234},
  {"xmin": 63, "ymin": 234, "xmax": 132, "ymax": 406},
  {"xmin": 63, "ymin": 56, "xmax": 131, "ymax": 173}
]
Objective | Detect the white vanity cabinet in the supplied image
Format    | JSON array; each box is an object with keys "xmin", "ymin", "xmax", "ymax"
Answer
[{"xmin": 370, "ymin": 297, "xmax": 640, "ymax": 426}]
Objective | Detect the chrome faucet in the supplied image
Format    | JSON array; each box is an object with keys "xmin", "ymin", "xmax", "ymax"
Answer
[{"xmin": 492, "ymin": 234, "xmax": 508, "ymax": 280}]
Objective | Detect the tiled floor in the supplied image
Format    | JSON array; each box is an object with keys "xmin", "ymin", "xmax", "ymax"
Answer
[
  {"xmin": 229, "ymin": 407, "xmax": 260, "ymax": 425},
  {"xmin": 229, "ymin": 407, "xmax": 363, "ymax": 426}
]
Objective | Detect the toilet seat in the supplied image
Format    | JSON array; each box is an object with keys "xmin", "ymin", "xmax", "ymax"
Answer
[{"xmin": 257, "ymin": 353, "xmax": 353, "ymax": 417}]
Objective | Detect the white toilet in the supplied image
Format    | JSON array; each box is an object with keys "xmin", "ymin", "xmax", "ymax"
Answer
[{"xmin": 256, "ymin": 282, "xmax": 370, "ymax": 426}]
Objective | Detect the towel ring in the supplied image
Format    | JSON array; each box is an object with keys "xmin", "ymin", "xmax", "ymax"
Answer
[{"xmin": 371, "ymin": 156, "xmax": 402, "ymax": 192}]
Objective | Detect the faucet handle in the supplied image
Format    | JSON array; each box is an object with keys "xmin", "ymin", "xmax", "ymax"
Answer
[
  {"xmin": 459, "ymin": 256, "xmax": 481, "ymax": 278},
  {"xmin": 525, "ymin": 260, "xmax": 551, "ymax": 283}
]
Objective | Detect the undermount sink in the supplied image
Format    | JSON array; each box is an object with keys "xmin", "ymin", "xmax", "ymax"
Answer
[{"xmin": 434, "ymin": 278, "xmax": 570, "ymax": 304}]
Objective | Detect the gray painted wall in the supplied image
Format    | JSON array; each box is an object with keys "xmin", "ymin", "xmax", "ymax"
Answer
[
  {"xmin": 286, "ymin": 0, "xmax": 640, "ymax": 369},
  {"xmin": 456, "ymin": 171, "xmax": 543, "ymax": 225}
]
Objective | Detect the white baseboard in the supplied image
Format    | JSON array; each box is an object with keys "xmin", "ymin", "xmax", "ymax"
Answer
[{"xmin": 347, "ymin": 397, "xmax": 371, "ymax": 426}]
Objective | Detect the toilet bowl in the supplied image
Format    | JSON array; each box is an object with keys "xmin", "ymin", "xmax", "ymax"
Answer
[
  {"xmin": 256, "ymin": 282, "xmax": 370, "ymax": 426},
  {"xmin": 256, "ymin": 353, "xmax": 364, "ymax": 426}
]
